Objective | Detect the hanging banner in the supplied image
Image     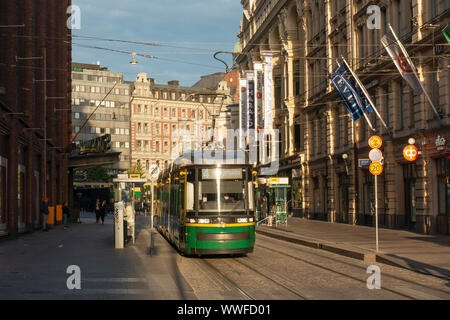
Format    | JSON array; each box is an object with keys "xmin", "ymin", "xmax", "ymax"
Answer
[
  {"xmin": 239, "ymin": 79, "xmax": 247, "ymax": 149},
  {"xmin": 263, "ymin": 52, "xmax": 273, "ymax": 130},
  {"xmin": 254, "ymin": 63, "xmax": 264, "ymax": 137},
  {"xmin": 246, "ymin": 71, "xmax": 255, "ymax": 142}
]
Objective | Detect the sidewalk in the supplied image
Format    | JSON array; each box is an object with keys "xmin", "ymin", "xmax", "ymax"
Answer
[
  {"xmin": 0, "ymin": 212, "xmax": 195, "ymax": 299},
  {"xmin": 256, "ymin": 217, "xmax": 450, "ymax": 280}
]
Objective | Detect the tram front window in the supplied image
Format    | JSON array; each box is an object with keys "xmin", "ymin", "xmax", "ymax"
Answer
[{"xmin": 198, "ymin": 179, "xmax": 245, "ymax": 214}]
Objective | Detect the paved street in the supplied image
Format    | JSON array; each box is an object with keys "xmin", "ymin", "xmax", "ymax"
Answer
[
  {"xmin": 1, "ymin": 215, "xmax": 449, "ymax": 300},
  {"xmin": 0, "ymin": 214, "xmax": 194, "ymax": 300},
  {"xmin": 257, "ymin": 217, "xmax": 450, "ymax": 279}
]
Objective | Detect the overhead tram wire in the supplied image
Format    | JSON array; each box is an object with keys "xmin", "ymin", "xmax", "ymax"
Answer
[{"xmin": 72, "ymin": 43, "xmax": 225, "ymax": 71}]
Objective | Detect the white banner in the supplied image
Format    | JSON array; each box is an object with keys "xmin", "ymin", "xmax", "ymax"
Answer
[
  {"xmin": 263, "ymin": 53, "xmax": 273, "ymax": 130},
  {"xmin": 239, "ymin": 79, "xmax": 247, "ymax": 149},
  {"xmin": 254, "ymin": 63, "xmax": 264, "ymax": 137}
]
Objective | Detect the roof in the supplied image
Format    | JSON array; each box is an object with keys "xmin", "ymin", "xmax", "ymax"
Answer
[{"xmin": 192, "ymin": 72, "xmax": 226, "ymax": 90}]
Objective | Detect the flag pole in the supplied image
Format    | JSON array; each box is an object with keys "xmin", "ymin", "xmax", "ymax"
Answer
[
  {"xmin": 342, "ymin": 57, "xmax": 391, "ymax": 135},
  {"xmin": 387, "ymin": 24, "xmax": 442, "ymax": 124}
]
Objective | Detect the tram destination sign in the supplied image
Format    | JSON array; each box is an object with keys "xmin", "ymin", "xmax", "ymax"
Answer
[{"xmin": 202, "ymin": 168, "xmax": 243, "ymax": 180}]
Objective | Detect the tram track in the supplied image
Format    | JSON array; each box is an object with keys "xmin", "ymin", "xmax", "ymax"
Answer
[
  {"xmin": 199, "ymin": 257, "xmax": 308, "ymax": 300},
  {"xmin": 197, "ymin": 259, "xmax": 255, "ymax": 300},
  {"xmin": 256, "ymin": 233, "xmax": 450, "ymax": 296},
  {"xmin": 254, "ymin": 235, "xmax": 450, "ymax": 300}
]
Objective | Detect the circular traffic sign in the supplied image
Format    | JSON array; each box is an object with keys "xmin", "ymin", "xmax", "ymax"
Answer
[
  {"xmin": 403, "ymin": 145, "xmax": 418, "ymax": 162},
  {"xmin": 368, "ymin": 135, "xmax": 383, "ymax": 149},
  {"xmin": 369, "ymin": 148, "xmax": 383, "ymax": 163},
  {"xmin": 369, "ymin": 162, "xmax": 383, "ymax": 176}
]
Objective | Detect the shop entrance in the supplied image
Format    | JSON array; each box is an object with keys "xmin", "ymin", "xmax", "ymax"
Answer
[
  {"xmin": 437, "ymin": 157, "xmax": 450, "ymax": 234},
  {"xmin": 403, "ymin": 164, "xmax": 417, "ymax": 230}
]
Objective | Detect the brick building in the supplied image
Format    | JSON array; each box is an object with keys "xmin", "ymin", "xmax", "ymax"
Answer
[
  {"xmin": 237, "ymin": 0, "xmax": 450, "ymax": 234},
  {"xmin": 0, "ymin": 0, "xmax": 72, "ymax": 237}
]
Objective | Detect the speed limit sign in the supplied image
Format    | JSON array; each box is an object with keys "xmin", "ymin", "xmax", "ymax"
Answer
[{"xmin": 369, "ymin": 162, "xmax": 383, "ymax": 176}]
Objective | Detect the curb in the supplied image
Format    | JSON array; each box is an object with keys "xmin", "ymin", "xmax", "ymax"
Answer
[{"xmin": 256, "ymin": 227, "xmax": 449, "ymax": 280}]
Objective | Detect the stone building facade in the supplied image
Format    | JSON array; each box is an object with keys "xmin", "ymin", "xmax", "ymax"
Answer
[
  {"xmin": 130, "ymin": 73, "xmax": 230, "ymax": 174},
  {"xmin": 237, "ymin": 0, "xmax": 450, "ymax": 234},
  {"xmin": 71, "ymin": 62, "xmax": 131, "ymax": 175},
  {"xmin": 0, "ymin": 0, "xmax": 72, "ymax": 236}
]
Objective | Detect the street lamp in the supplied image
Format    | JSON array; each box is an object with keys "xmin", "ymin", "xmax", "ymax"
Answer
[{"xmin": 342, "ymin": 153, "xmax": 349, "ymax": 175}]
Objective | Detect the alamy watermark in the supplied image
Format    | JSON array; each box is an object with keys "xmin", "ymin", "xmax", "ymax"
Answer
[
  {"xmin": 66, "ymin": 265, "xmax": 81, "ymax": 290},
  {"xmin": 172, "ymin": 128, "xmax": 280, "ymax": 176},
  {"xmin": 67, "ymin": 5, "xmax": 81, "ymax": 30},
  {"xmin": 366, "ymin": 265, "xmax": 381, "ymax": 290},
  {"xmin": 367, "ymin": 5, "xmax": 381, "ymax": 30}
]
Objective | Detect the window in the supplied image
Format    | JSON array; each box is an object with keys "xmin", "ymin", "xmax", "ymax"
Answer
[
  {"xmin": 125, "ymin": 142, "xmax": 129, "ymax": 148},
  {"xmin": 74, "ymin": 112, "xmax": 80, "ymax": 119},
  {"xmin": 172, "ymin": 108, "xmax": 177, "ymax": 118}
]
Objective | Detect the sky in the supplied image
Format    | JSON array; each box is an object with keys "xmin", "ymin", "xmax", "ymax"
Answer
[{"xmin": 72, "ymin": 0, "xmax": 242, "ymax": 87}]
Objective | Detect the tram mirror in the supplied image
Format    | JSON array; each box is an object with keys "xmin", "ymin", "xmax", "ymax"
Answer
[{"xmin": 186, "ymin": 182, "xmax": 194, "ymax": 210}]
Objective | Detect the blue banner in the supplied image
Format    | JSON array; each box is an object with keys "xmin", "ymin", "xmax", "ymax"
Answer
[
  {"xmin": 330, "ymin": 64, "xmax": 374, "ymax": 121},
  {"xmin": 247, "ymin": 74, "xmax": 255, "ymax": 130}
]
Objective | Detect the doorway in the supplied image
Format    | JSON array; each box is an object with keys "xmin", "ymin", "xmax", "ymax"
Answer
[{"xmin": 403, "ymin": 164, "xmax": 417, "ymax": 230}]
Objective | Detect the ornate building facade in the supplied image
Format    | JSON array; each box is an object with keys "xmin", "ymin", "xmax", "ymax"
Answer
[
  {"xmin": 130, "ymin": 73, "xmax": 231, "ymax": 174},
  {"xmin": 237, "ymin": 0, "xmax": 450, "ymax": 234}
]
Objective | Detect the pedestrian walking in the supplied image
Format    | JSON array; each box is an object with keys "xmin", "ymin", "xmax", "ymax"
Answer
[
  {"xmin": 95, "ymin": 198, "xmax": 101, "ymax": 223},
  {"xmin": 41, "ymin": 197, "xmax": 50, "ymax": 232},
  {"xmin": 100, "ymin": 200, "xmax": 107, "ymax": 224},
  {"xmin": 261, "ymin": 196, "xmax": 268, "ymax": 222},
  {"xmin": 62, "ymin": 201, "xmax": 70, "ymax": 229}
]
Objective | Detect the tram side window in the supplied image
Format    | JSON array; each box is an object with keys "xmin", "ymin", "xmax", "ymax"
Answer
[{"xmin": 186, "ymin": 182, "xmax": 194, "ymax": 211}]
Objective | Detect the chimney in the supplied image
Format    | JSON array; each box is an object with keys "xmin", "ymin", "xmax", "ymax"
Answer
[
  {"xmin": 168, "ymin": 80, "xmax": 179, "ymax": 86},
  {"xmin": 149, "ymin": 78, "xmax": 155, "ymax": 85}
]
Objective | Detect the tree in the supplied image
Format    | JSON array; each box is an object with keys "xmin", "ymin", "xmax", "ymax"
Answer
[
  {"xmin": 128, "ymin": 162, "xmax": 146, "ymax": 178},
  {"xmin": 86, "ymin": 166, "xmax": 111, "ymax": 181}
]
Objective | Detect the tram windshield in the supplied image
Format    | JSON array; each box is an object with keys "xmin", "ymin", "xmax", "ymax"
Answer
[{"xmin": 198, "ymin": 168, "xmax": 246, "ymax": 214}]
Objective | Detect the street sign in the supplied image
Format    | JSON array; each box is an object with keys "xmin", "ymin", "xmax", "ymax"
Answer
[
  {"xmin": 150, "ymin": 164, "xmax": 160, "ymax": 180},
  {"xmin": 369, "ymin": 162, "xmax": 383, "ymax": 175},
  {"xmin": 368, "ymin": 135, "xmax": 383, "ymax": 149},
  {"xmin": 403, "ymin": 145, "xmax": 418, "ymax": 162},
  {"xmin": 359, "ymin": 159, "xmax": 371, "ymax": 167},
  {"xmin": 369, "ymin": 148, "xmax": 383, "ymax": 162}
]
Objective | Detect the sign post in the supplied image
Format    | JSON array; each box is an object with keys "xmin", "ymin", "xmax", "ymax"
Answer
[
  {"xmin": 368, "ymin": 136, "xmax": 383, "ymax": 253},
  {"xmin": 149, "ymin": 165, "xmax": 160, "ymax": 256}
]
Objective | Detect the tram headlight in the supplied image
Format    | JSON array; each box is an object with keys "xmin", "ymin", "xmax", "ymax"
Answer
[
  {"xmin": 189, "ymin": 218, "xmax": 196, "ymax": 223},
  {"xmin": 249, "ymin": 217, "xmax": 254, "ymax": 222},
  {"xmin": 237, "ymin": 218, "xmax": 248, "ymax": 223},
  {"xmin": 197, "ymin": 218, "xmax": 210, "ymax": 224}
]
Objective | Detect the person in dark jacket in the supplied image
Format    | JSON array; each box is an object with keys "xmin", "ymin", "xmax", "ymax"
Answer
[
  {"xmin": 41, "ymin": 197, "xmax": 50, "ymax": 232},
  {"xmin": 95, "ymin": 198, "xmax": 101, "ymax": 223},
  {"xmin": 62, "ymin": 201, "xmax": 70, "ymax": 229},
  {"xmin": 100, "ymin": 200, "xmax": 107, "ymax": 225}
]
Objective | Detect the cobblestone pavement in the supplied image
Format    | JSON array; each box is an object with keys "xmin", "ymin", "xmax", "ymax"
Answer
[{"xmin": 177, "ymin": 233, "xmax": 450, "ymax": 300}]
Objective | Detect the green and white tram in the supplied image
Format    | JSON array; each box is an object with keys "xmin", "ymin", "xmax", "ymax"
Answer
[{"xmin": 156, "ymin": 152, "xmax": 255, "ymax": 255}]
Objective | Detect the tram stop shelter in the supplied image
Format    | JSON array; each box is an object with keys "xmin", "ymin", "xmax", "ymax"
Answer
[
  {"xmin": 258, "ymin": 177, "xmax": 290, "ymax": 227},
  {"xmin": 112, "ymin": 175, "xmax": 147, "ymax": 248}
]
